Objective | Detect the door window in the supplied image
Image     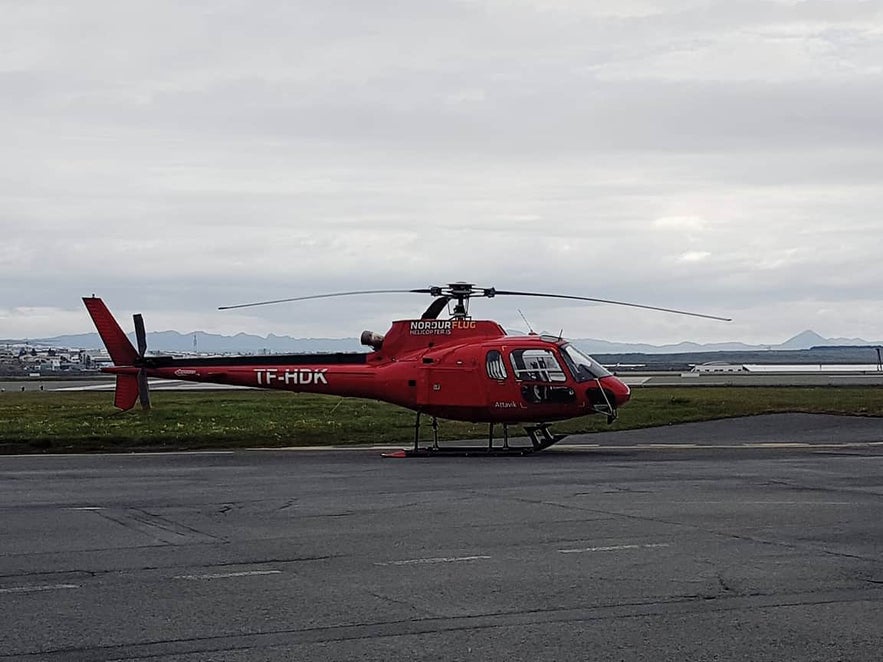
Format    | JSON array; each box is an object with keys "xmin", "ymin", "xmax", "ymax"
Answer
[{"xmin": 509, "ymin": 348, "xmax": 566, "ymax": 382}]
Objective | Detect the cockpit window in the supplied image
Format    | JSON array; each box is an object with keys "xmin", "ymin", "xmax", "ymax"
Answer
[
  {"xmin": 509, "ymin": 348, "xmax": 566, "ymax": 383},
  {"xmin": 486, "ymin": 350, "xmax": 508, "ymax": 380},
  {"xmin": 560, "ymin": 344, "xmax": 611, "ymax": 382}
]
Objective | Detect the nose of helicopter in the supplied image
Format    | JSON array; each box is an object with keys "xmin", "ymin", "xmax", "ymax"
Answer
[{"xmin": 599, "ymin": 375, "xmax": 631, "ymax": 407}]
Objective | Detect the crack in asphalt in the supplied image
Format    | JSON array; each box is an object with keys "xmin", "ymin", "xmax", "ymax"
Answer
[
  {"xmin": 92, "ymin": 508, "xmax": 222, "ymax": 545},
  {"xmin": 0, "ymin": 555, "xmax": 334, "ymax": 584}
]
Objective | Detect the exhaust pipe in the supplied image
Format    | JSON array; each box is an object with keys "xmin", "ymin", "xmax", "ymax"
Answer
[{"xmin": 360, "ymin": 330, "xmax": 384, "ymax": 350}]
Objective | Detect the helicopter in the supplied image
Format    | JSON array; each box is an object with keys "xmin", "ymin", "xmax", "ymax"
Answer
[{"xmin": 82, "ymin": 283, "xmax": 730, "ymax": 456}]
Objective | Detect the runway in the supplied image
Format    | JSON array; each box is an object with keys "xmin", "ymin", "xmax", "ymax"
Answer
[
  {"xmin": 1, "ymin": 414, "xmax": 882, "ymax": 660},
  {"xmin": 6, "ymin": 369, "xmax": 883, "ymax": 393},
  {"xmin": 0, "ymin": 378, "xmax": 249, "ymax": 392}
]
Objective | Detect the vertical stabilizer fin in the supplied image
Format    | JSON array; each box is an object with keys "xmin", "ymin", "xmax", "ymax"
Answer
[
  {"xmin": 113, "ymin": 374, "xmax": 139, "ymax": 411},
  {"xmin": 82, "ymin": 297, "xmax": 138, "ymax": 366}
]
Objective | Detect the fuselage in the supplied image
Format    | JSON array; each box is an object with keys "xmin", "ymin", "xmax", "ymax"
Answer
[{"xmin": 106, "ymin": 318, "xmax": 630, "ymax": 424}]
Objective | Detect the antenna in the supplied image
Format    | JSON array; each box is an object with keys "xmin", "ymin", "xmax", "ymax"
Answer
[{"xmin": 517, "ymin": 309, "xmax": 536, "ymax": 335}]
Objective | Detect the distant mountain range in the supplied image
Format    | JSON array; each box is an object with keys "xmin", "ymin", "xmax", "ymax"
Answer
[
  {"xmin": 4, "ymin": 328, "xmax": 880, "ymax": 355},
  {"xmin": 570, "ymin": 329, "xmax": 882, "ymax": 355}
]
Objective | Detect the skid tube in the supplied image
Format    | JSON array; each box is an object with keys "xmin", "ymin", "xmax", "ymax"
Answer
[{"xmin": 383, "ymin": 414, "xmax": 568, "ymax": 457}]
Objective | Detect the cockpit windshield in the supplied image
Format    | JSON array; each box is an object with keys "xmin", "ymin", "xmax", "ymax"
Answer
[{"xmin": 560, "ymin": 344, "xmax": 611, "ymax": 382}]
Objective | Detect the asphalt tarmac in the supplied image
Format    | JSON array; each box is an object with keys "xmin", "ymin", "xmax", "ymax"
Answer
[{"xmin": 1, "ymin": 413, "xmax": 882, "ymax": 661}]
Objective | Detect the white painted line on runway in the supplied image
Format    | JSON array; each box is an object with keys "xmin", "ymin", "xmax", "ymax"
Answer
[
  {"xmin": 251, "ymin": 445, "xmax": 403, "ymax": 451},
  {"xmin": 552, "ymin": 441, "xmax": 883, "ymax": 452},
  {"xmin": 376, "ymin": 555, "xmax": 492, "ymax": 567},
  {"xmin": 0, "ymin": 583, "xmax": 80, "ymax": 594},
  {"xmin": 674, "ymin": 501, "xmax": 851, "ymax": 505},
  {"xmin": 556, "ymin": 445, "xmax": 612, "ymax": 450},
  {"xmin": 174, "ymin": 570, "xmax": 282, "ymax": 581},
  {"xmin": 2, "ymin": 450, "xmax": 237, "ymax": 458},
  {"xmin": 637, "ymin": 443, "xmax": 698, "ymax": 448},
  {"xmin": 4, "ymin": 441, "xmax": 882, "ymax": 459},
  {"xmin": 620, "ymin": 378, "xmax": 651, "ymax": 386},
  {"xmin": 264, "ymin": 445, "xmax": 390, "ymax": 451},
  {"xmin": 558, "ymin": 543, "xmax": 670, "ymax": 554},
  {"xmin": 121, "ymin": 451, "xmax": 236, "ymax": 456},
  {"xmin": 56, "ymin": 380, "xmax": 250, "ymax": 392},
  {"xmin": 56, "ymin": 383, "xmax": 116, "ymax": 391}
]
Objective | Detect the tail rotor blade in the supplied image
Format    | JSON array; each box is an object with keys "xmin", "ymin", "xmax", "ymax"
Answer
[
  {"xmin": 133, "ymin": 314, "xmax": 148, "ymax": 357},
  {"xmin": 133, "ymin": 314, "xmax": 150, "ymax": 410},
  {"xmin": 137, "ymin": 369, "xmax": 151, "ymax": 411}
]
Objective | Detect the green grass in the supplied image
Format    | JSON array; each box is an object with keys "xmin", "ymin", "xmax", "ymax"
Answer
[{"xmin": 2, "ymin": 387, "xmax": 882, "ymax": 454}]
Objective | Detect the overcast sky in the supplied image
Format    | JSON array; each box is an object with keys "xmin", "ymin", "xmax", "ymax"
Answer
[{"xmin": 2, "ymin": 0, "xmax": 882, "ymax": 344}]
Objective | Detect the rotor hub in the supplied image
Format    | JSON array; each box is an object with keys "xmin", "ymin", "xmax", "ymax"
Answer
[{"xmin": 429, "ymin": 283, "xmax": 496, "ymax": 319}]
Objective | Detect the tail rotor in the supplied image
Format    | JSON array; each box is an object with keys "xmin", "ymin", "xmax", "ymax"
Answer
[
  {"xmin": 133, "ymin": 313, "xmax": 151, "ymax": 411},
  {"xmin": 82, "ymin": 297, "xmax": 154, "ymax": 412}
]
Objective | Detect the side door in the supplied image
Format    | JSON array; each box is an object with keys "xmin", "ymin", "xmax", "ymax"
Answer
[{"xmin": 508, "ymin": 347, "xmax": 576, "ymax": 406}]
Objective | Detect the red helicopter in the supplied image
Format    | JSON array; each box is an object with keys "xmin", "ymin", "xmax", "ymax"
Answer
[{"xmin": 83, "ymin": 283, "xmax": 729, "ymax": 455}]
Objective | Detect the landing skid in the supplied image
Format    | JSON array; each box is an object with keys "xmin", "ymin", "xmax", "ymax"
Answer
[
  {"xmin": 524, "ymin": 424, "xmax": 568, "ymax": 451},
  {"xmin": 382, "ymin": 415, "xmax": 568, "ymax": 458}
]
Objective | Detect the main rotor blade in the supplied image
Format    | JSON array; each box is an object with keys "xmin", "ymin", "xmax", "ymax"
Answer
[
  {"xmin": 133, "ymin": 313, "xmax": 148, "ymax": 356},
  {"xmin": 218, "ymin": 289, "xmax": 433, "ymax": 311},
  {"xmin": 492, "ymin": 290, "xmax": 732, "ymax": 322}
]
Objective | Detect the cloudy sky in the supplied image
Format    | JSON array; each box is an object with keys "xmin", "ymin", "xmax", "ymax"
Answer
[{"xmin": 2, "ymin": 0, "xmax": 882, "ymax": 344}]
